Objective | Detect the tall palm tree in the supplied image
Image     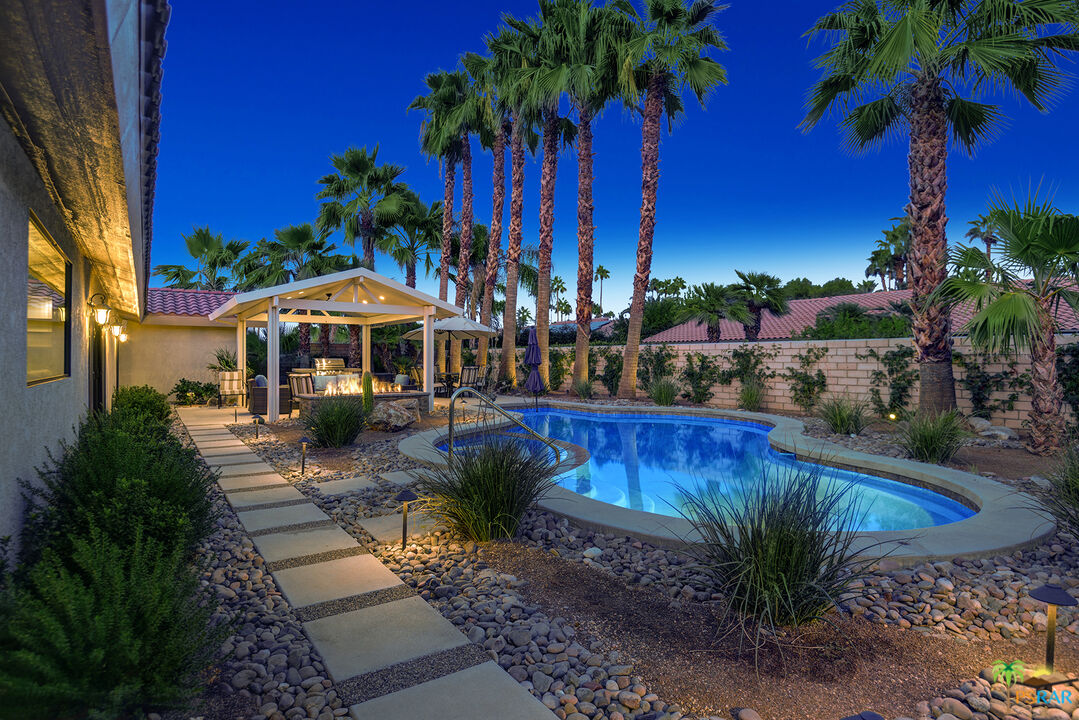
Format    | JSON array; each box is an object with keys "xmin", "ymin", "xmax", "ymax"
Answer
[
  {"xmin": 613, "ymin": 0, "xmax": 729, "ymax": 398},
  {"xmin": 802, "ymin": 0, "xmax": 1079, "ymax": 413},
  {"xmin": 377, "ymin": 190, "xmax": 443, "ymax": 288},
  {"xmin": 936, "ymin": 192, "xmax": 1079, "ymax": 454},
  {"xmin": 551, "ymin": 275, "xmax": 567, "ymax": 311},
  {"xmin": 594, "ymin": 264, "xmax": 610, "ymax": 313},
  {"xmin": 877, "ymin": 218, "xmax": 911, "ymax": 288},
  {"xmin": 866, "ymin": 247, "xmax": 893, "ymax": 291},
  {"xmin": 153, "ymin": 226, "xmax": 249, "ymax": 290},
  {"xmin": 734, "ymin": 270, "xmax": 790, "ymax": 341},
  {"xmin": 678, "ymin": 282, "xmax": 750, "ymax": 342},
  {"xmin": 966, "ymin": 212, "xmax": 1000, "ymax": 279}
]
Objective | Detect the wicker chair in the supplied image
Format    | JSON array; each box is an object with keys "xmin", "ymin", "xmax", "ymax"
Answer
[
  {"xmin": 217, "ymin": 371, "xmax": 245, "ymax": 408},
  {"xmin": 247, "ymin": 381, "xmax": 292, "ymax": 416},
  {"xmin": 287, "ymin": 374, "xmax": 314, "ymax": 415}
]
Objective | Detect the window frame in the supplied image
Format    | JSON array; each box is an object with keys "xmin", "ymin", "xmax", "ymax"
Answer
[{"xmin": 26, "ymin": 212, "xmax": 72, "ymax": 386}]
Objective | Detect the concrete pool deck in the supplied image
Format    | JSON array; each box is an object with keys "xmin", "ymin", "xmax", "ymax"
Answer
[{"xmin": 399, "ymin": 400, "xmax": 1054, "ymax": 565}]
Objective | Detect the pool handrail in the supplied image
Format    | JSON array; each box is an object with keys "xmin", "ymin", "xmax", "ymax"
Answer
[{"xmin": 447, "ymin": 387, "xmax": 563, "ymax": 465}]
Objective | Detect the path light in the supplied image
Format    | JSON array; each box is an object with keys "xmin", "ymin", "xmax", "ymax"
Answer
[
  {"xmin": 300, "ymin": 436, "xmax": 311, "ymax": 476},
  {"xmin": 394, "ymin": 488, "xmax": 419, "ymax": 549},
  {"xmin": 888, "ymin": 412, "xmax": 897, "ymax": 421},
  {"xmin": 252, "ymin": 414, "xmax": 262, "ymax": 439},
  {"xmin": 1030, "ymin": 583, "xmax": 1077, "ymax": 673}
]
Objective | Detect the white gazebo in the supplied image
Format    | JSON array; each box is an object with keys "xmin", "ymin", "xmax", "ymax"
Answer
[{"xmin": 208, "ymin": 268, "xmax": 462, "ymax": 421}]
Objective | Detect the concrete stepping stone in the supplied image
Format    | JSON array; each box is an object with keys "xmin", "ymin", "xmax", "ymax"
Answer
[
  {"xmin": 303, "ymin": 596, "xmax": 467, "ymax": 681},
  {"xmin": 252, "ymin": 524, "xmax": 359, "ymax": 565},
  {"xmin": 237, "ymin": 503, "xmax": 328, "ymax": 533},
  {"xmin": 217, "ymin": 473, "xmax": 290, "ymax": 492},
  {"xmin": 207, "ymin": 452, "xmax": 263, "ymax": 467},
  {"xmin": 197, "ymin": 442, "xmax": 250, "ymax": 455},
  {"xmin": 357, "ymin": 511, "xmax": 440, "ymax": 543},
  {"xmin": 379, "ymin": 470, "xmax": 421, "ymax": 486},
  {"xmin": 225, "ymin": 485, "xmax": 306, "ymax": 509},
  {"xmin": 349, "ymin": 661, "xmax": 553, "ymax": 720},
  {"xmin": 274, "ymin": 554, "xmax": 402, "ymax": 608},
  {"xmin": 312, "ymin": 476, "xmax": 377, "ymax": 496},
  {"xmin": 217, "ymin": 462, "xmax": 276, "ymax": 477}
]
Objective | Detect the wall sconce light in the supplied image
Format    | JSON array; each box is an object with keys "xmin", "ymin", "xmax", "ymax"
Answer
[
  {"xmin": 110, "ymin": 321, "xmax": 123, "ymax": 338},
  {"xmin": 252, "ymin": 414, "xmax": 262, "ymax": 439},
  {"xmin": 118, "ymin": 322, "xmax": 128, "ymax": 343},
  {"xmin": 300, "ymin": 436, "xmax": 311, "ymax": 475},
  {"xmin": 88, "ymin": 293, "xmax": 112, "ymax": 325},
  {"xmin": 1030, "ymin": 583, "xmax": 1077, "ymax": 673},
  {"xmin": 394, "ymin": 488, "xmax": 419, "ymax": 549}
]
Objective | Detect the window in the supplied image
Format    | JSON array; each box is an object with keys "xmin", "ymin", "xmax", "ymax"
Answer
[{"xmin": 26, "ymin": 216, "xmax": 70, "ymax": 384}]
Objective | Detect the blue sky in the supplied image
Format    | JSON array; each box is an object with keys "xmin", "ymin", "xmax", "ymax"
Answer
[{"xmin": 152, "ymin": 0, "xmax": 1079, "ymax": 313}]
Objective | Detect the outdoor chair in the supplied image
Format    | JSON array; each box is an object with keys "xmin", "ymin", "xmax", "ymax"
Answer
[
  {"xmin": 459, "ymin": 365, "xmax": 480, "ymax": 389},
  {"xmin": 217, "ymin": 370, "xmax": 245, "ymax": 408},
  {"xmin": 247, "ymin": 380, "xmax": 292, "ymax": 417},
  {"xmin": 287, "ymin": 373, "xmax": 314, "ymax": 415}
]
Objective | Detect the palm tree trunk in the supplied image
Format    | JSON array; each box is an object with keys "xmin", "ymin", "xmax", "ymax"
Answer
[
  {"xmin": 500, "ymin": 124, "xmax": 525, "ymax": 388},
  {"xmin": 599, "ymin": 277, "xmax": 603, "ymax": 311},
  {"xmin": 1028, "ymin": 299, "xmax": 1064, "ymax": 454},
  {"xmin": 536, "ymin": 110, "xmax": 560, "ymax": 385},
  {"xmin": 298, "ymin": 323, "xmax": 311, "ymax": 357},
  {"xmin": 361, "ymin": 209, "xmax": 376, "ymax": 270},
  {"xmin": 439, "ymin": 159, "xmax": 455, "ymax": 302},
  {"xmin": 618, "ymin": 73, "xmax": 665, "ymax": 398},
  {"xmin": 480, "ymin": 121, "xmax": 507, "ymax": 371},
  {"xmin": 348, "ymin": 325, "xmax": 361, "ymax": 368},
  {"xmin": 745, "ymin": 309, "xmax": 762, "ymax": 341},
  {"xmin": 451, "ymin": 137, "xmax": 474, "ymax": 375},
  {"xmin": 879, "ymin": 272, "xmax": 888, "ymax": 292},
  {"xmin": 406, "ymin": 261, "xmax": 416, "ymax": 289},
  {"xmin": 908, "ymin": 76, "xmax": 956, "ymax": 413},
  {"xmin": 573, "ymin": 105, "xmax": 595, "ymax": 386},
  {"xmin": 469, "ymin": 262, "xmax": 483, "ymax": 319},
  {"xmin": 320, "ymin": 323, "xmax": 331, "ymax": 357}
]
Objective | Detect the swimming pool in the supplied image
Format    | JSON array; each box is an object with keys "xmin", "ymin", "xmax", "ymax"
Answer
[{"xmin": 515, "ymin": 408, "xmax": 974, "ymax": 532}]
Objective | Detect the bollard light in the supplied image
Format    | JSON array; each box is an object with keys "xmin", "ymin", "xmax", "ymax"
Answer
[
  {"xmin": 300, "ymin": 436, "xmax": 311, "ymax": 475},
  {"xmin": 1030, "ymin": 583, "xmax": 1077, "ymax": 673},
  {"xmin": 394, "ymin": 488, "xmax": 419, "ymax": 549},
  {"xmin": 252, "ymin": 414, "xmax": 262, "ymax": 439}
]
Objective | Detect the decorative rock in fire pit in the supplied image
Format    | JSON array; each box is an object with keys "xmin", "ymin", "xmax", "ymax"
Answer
[{"xmin": 368, "ymin": 400, "xmax": 416, "ymax": 432}]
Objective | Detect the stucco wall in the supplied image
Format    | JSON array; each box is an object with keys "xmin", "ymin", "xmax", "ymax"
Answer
[
  {"xmin": 0, "ymin": 121, "xmax": 94, "ymax": 548},
  {"xmin": 119, "ymin": 319, "xmax": 237, "ymax": 396}
]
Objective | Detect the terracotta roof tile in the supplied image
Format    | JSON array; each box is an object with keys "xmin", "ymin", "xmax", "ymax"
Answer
[{"xmin": 145, "ymin": 287, "xmax": 234, "ymax": 316}]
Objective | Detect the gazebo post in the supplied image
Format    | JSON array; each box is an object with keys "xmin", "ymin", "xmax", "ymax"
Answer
[
  {"xmin": 362, "ymin": 324, "xmax": 372, "ymax": 374},
  {"xmin": 423, "ymin": 306, "xmax": 435, "ymax": 412},
  {"xmin": 236, "ymin": 318, "xmax": 247, "ymax": 406},
  {"xmin": 267, "ymin": 297, "xmax": 280, "ymax": 422}
]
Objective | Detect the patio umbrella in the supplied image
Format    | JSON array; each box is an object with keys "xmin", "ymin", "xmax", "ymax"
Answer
[
  {"xmin": 401, "ymin": 316, "xmax": 495, "ymax": 342},
  {"xmin": 523, "ymin": 326, "xmax": 545, "ymax": 407}
]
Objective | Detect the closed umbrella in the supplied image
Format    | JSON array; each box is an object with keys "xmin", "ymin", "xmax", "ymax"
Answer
[{"xmin": 523, "ymin": 327, "xmax": 544, "ymax": 407}]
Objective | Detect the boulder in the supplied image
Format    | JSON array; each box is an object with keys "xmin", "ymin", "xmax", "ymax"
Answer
[
  {"xmin": 968, "ymin": 416, "xmax": 992, "ymax": 432},
  {"xmin": 981, "ymin": 426, "xmax": 1018, "ymax": 441},
  {"xmin": 368, "ymin": 401, "xmax": 416, "ymax": 432}
]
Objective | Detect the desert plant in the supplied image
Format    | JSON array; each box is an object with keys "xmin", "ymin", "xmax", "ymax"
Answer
[
  {"xmin": 0, "ymin": 528, "xmax": 226, "ymax": 719},
  {"xmin": 206, "ymin": 347, "xmax": 238, "ymax": 372},
  {"xmin": 305, "ymin": 396, "xmax": 366, "ymax": 448},
  {"xmin": 898, "ymin": 410, "xmax": 969, "ymax": 464},
  {"xmin": 738, "ymin": 380, "xmax": 764, "ymax": 412},
  {"xmin": 818, "ymin": 396, "xmax": 870, "ymax": 436},
  {"xmin": 649, "ymin": 377, "xmax": 678, "ymax": 406},
  {"xmin": 416, "ymin": 440, "xmax": 556, "ymax": 541},
  {"xmin": 1040, "ymin": 444, "xmax": 1079, "ymax": 539},
  {"xmin": 572, "ymin": 379, "xmax": 594, "ymax": 400},
  {"xmin": 680, "ymin": 353, "xmax": 722, "ymax": 404},
  {"xmin": 361, "ymin": 371, "xmax": 375, "ymax": 416},
  {"xmin": 675, "ymin": 462, "xmax": 873, "ymax": 638}
]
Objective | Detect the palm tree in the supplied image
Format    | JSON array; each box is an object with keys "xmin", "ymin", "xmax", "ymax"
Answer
[
  {"xmin": 594, "ymin": 264, "xmax": 610, "ymax": 311},
  {"xmin": 377, "ymin": 190, "xmax": 442, "ymax": 289},
  {"xmin": 966, "ymin": 213, "xmax": 1000, "ymax": 279},
  {"xmin": 551, "ymin": 275, "xmax": 567, "ymax": 311},
  {"xmin": 856, "ymin": 279, "xmax": 878, "ymax": 293},
  {"xmin": 802, "ymin": 0, "xmax": 1079, "ymax": 413},
  {"xmin": 877, "ymin": 219, "xmax": 911, "ymax": 288},
  {"xmin": 613, "ymin": 0, "xmax": 729, "ymax": 398},
  {"xmin": 517, "ymin": 305, "xmax": 533, "ymax": 328},
  {"xmin": 153, "ymin": 226, "xmax": 248, "ymax": 290},
  {"xmin": 678, "ymin": 283, "xmax": 749, "ymax": 342},
  {"xmin": 866, "ymin": 247, "xmax": 893, "ymax": 291},
  {"xmin": 734, "ymin": 270, "xmax": 789, "ymax": 341},
  {"xmin": 555, "ymin": 297, "xmax": 573, "ymax": 321},
  {"xmin": 936, "ymin": 192, "xmax": 1079, "ymax": 454}
]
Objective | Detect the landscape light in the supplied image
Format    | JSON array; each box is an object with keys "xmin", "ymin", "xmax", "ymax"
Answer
[
  {"xmin": 1030, "ymin": 583, "xmax": 1077, "ymax": 673},
  {"xmin": 252, "ymin": 414, "xmax": 262, "ymax": 439},
  {"xmin": 394, "ymin": 488, "xmax": 419, "ymax": 549},
  {"xmin": 300, "ymin": 436, "xmax": 311, "ymax": 475}
]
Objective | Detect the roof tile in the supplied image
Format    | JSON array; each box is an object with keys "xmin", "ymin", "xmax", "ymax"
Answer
[{"xmin": 146, "ymin": 287, "xmax": 235, "ymax": 316}]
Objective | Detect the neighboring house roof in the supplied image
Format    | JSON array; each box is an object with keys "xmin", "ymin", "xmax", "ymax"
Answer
[
  {"xmin": 146, "ymin": 287, "xmax": 235, "ymax": 316},
  {"xmin": 644, "ymin": 288, "xmax": 1079, "ymax": 343}
]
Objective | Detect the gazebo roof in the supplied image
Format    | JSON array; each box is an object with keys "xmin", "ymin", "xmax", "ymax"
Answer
[{"xmin": 207, "ymin": 268, "xmax": 462, "ymax": 327}]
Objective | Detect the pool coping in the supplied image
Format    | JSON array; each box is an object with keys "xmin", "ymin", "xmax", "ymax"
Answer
[{"xmin": 399, "ymin": 400, "xmax": 1054, "ymax": 565}]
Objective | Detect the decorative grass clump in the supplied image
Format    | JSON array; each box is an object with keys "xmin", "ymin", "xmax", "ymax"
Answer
[
  {"xmin": 818, "ymin": 396, "xmax": 870, "ymax": 435},
  {"xmin": 739, "ymin": 380, "xmax": 764, "ymax": 412},
  {"xmin": 0, "ymin": 528, "xmax": 227, "ymax": 720},
  {"xmin": 649, "ymin": 378, "xmax": 679, "ymax": 406},
  {"xmin": 675, "ymin": 463, "xmax": 873, "ymax": 638},
  {"xmin": 898, "ymin": 409, "xmax": 969, "ymax": 464},
  {"xmin": 416, "ymin": 439, "xmax": 556, "ymax": 542},
  {"xmin": 1041, "ymin": 444, "xmax": 1079, "ymax": 538},
  {"xmin": 572, "ymin": 379, "xmax": 594, "ymax": 400},
  {"xmin": 305, "ymin": 396, "xmax": 366, "ymax": 448}
]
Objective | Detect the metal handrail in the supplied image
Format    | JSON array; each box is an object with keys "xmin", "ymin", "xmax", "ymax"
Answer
[{"xmin": 447, "ymin": 386, "xmax": 563, "ymax": 465}]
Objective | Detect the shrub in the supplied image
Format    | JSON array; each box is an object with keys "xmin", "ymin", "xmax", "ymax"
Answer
[
  {"xmin": 416, "ymin": 440, "xmax": 556, "ymax": 541},
  {"xmin": 675, "ymin": 462, "xmax": 872, "ymax": 633},
  {"xmin": 598, "ymin": 349, "xmax": 623, "ymax": 397},
  {"xmin": 781, "ymin": 346, "xmax": 829, "ymax": 413},
  {"xmin": 798, "ymin": 302, "xmax": 911, "ymax": 340},
  {"xmin": 305, "ymin": 396, "xmax": 366, "ymax": 447},
  {"xmin": 0, "ymin": 528, "xmax": 226, "ymax": 719},
  {"xmin": 898, "ymin": 410, "xmax": 969, "ymax": 464},
  {"xmin": 572, "ymin": 379, "xmax": 594, "ymax": 400},
  {"xmin": 206, "ymin": 347, "xmax": 238, "ymax": 372},
  {"xmin": 739, "ymin": 380, "xmax": 764, "ymax": 411},
  {"xmin": 680, "ymin": 353, "xmax": 721, "ymax": 404},
  {"xmin": 637, "ymin": 343, "xmax": 676, "ymax": 389},
  {"xmin": 818, "ymin": 396, "xmax": 870, "ymax": 436},
  {"xmin": 361, "ymin": 371, "xmax": 375, "ymax": 416},
  {"xmin": 1041, "ymin": 444, "xmax": 1079, "ymax": 538},
  {"xmin": 548, "ymin": 348, "xmax": 570, "ymax": 391},
  {"xmin": 110, "ymin": 385, "xmax": 173, "ymax": 441},
  {"xmin": 170, "ymin": 378, "xmax": 217, "ymax": 406},
  {"xmin": 649, "ymin": 378, "xmax": 678, "ymax": 406}
]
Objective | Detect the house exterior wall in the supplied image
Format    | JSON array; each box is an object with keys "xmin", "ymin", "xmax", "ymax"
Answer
[
  {"xmin": 0, "ymin": 120, "xmax": 95, "ymax": 546},
  {"xmin": 118, "ymin": 319, "xmax": 237, "ymax": 396}
]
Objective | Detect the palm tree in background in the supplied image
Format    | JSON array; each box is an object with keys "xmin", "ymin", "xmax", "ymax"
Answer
[
  {"xmin": 678, "ymin": 282, "xmax": 749, "ymax": 343},
  {"xmin": 936, "ymin": 192, "xmax": 1079, "ymax": 454},
  {"xmin": 966, "ymin": 213, "xmax": 1000, "ymax": 279},
  {"xmin": 377, "ymin": 190, "xmax": 443, "ymax": 289},
  {"xmin": 877, "ymin": 218, "xmax": 911, "ymax": 289},
  {"xmin": 734, "ymin": 270, "xmax": 790, "ymax": 341},
  {"xmin": 614, "ymin": 0, "xmax": 729, "ymax": 398},
  {"xmin": 153, "ymin": 226, "xmax": 249, "ymax": 290},
  {"xmin": 856, "ymin": 279, "xmax": 878, "ymax": 293},
  {"xmin": 594, "ymin": 264, "xmax": 610, "ymax": 314},
  {"xmin": 551, "ymin": 275, "xmax": 567, "ymax": 313},
  {"xmin": 517, "ymin": 305, "xmax": 533, "ymax": 328},
  {"xmin": 802, "ymin": 0, "xmax": 1079, "ymax": 413},
  {"xmin": 865, "ymin": 247, "xmax": 893, "ymax": 291}
]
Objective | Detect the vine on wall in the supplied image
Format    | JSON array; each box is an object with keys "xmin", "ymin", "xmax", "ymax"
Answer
[
  {"xmin": 953, "ymin": 351, "xmax": 1028, "ymax": 420},
  {"xmin": 857, "ymin": 345, "xmax": 918, "ymax": 417},
  {"xmin": 781, "ymin": 345, "xmax": 829, "ymax": 413}
]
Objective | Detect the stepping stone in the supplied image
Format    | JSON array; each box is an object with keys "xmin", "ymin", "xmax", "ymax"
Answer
[
  {"xmin": 198, "ymin": 443, "xmax": 250, "ymax": 455},
  {"xmin": 303, "ymin": 596, "xmax": 467, "ymax": 680},
  {"xmin": 274, "ymin": 554, "xmax": 402, "ymax": 608},
  {"xmin": 217, "ymin": 473, "xmax": 290, "ymax": 492},
  {"xmin": 252, "ymin": 524, "xmax": 358, "ymax": 565},
  {"xmin": 237, "ymin": 503, "xmax": 328, "ymax": 533},
  {"xmin": 380, "ymin": 470, "xmax": 421, "ymax": 486},
  {"xmin": 208, "ymin": 452, "xmax": 263, "ymax": 466},
  {"xmin": 226, "ymin": 485, "xmax": 306, "ymax": 509},
  {"xmin": 189, "ymin": 432, "xmax": 235, "ymax": 441},
  {"xmin": 349, "ymin": 661, "xmax": 553, "ymax": 720},
  {"xmin": 358, "ymin": 511, "xmax": 440, "ymax": 543},
  {"xmin": 217, "ymin": 462, "xmax": 276, "ymax": 477},
  {"xmin": 313, "ymin": 476, "xmax": 377, "ymax": 496}
]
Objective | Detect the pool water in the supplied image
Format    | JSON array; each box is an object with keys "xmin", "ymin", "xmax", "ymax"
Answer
[{"xmin": 516, "ymin": 408, "xmax": 974, "ymax": 532}]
